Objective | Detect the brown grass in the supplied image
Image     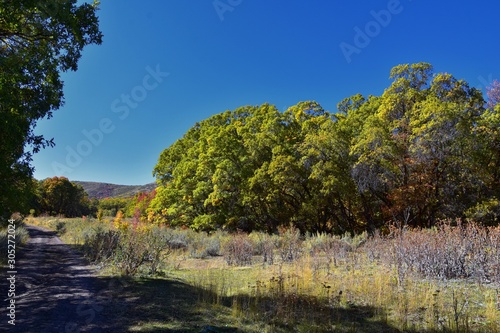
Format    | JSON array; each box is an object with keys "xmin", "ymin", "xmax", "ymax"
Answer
[{"xmin": 28, "ymin": 217, "xmax": 500, "ymax": 332}]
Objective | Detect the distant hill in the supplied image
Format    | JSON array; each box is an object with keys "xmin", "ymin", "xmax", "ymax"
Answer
[{"xmin": 74, "ymin": 181, "xmax": 157, "ymax": 199}]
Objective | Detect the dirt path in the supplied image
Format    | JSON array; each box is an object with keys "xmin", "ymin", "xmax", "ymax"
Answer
[{"xmin": 2, "ymin": 225, "xmax": 128, "ymax": 333}]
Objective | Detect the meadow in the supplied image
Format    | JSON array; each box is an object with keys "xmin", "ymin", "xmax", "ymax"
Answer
[{"xmin": 25, "ymin": 216, "xmax": 500, "ymax": 333}]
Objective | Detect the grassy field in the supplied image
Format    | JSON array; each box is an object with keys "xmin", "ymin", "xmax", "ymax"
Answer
[{"xmin": 25, "ymin": 216, "xmax": 500, "ymax": 332}]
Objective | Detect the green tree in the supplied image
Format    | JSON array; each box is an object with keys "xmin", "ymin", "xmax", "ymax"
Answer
[
  {"xmin": 350, "ymin": 63, "xmax": 486, "ymax": 227},
  {"xmin": 253, "ymin": 102, "xmax": 330, "ymax": 232},
  {"xmin": 38, "ymin": 176, "xmax": 94, "ymax": 217},
  {"xmin": 0, "ymin": 0, "xmax": 102, "ymax": 218},
  {"xmin": 152, "ymin": 107, "xmax": 260, "ymax": 231},
  {"xmin": 298, "ymin": 107, "xmax": 362, "ymax": 233},
  {"xmin": 151, "ymin": 101, "xmax": 355, "ymax": 233},
  {"xmin": 98, "ymin": 197, "xmax": 131, "ymax": 218},
  {"xmin": 151, "ymin": 63, "xmax": 498, "ymax": 233}
]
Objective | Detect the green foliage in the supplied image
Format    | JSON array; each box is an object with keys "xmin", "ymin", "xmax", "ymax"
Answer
[
  {"xmin": 0, "ymin": 0, "xmax": 102, "ymax": 218},
  {"xmin": 351, "ymin": 63, "xmax": 487, "ymax": 227},
  {"xmin": 476, "ymin": 104, "xmax": 500, "ymax": 201},
  {"xmin": 98, "ymin": 197, "xmax": 131, "ymax": 217},
  {"xmin": 151, "ymin": 101, "xmax": 361, "ymax": 233},
  {"xmin": 37, "ymin": 176, "xmax": 96, "ymax": 217},
  {"xmin": 465, "ymin": 198, "xmax": 500, "ymax": 226},
  {"xmin": 151, "ymin": 63, "xmax": 500, "ymax": 232}
]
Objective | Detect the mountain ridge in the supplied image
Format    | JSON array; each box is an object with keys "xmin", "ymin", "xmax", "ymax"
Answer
[{"xmin": 74, "ymin": 181, "xmax": 157, "ymax": 199}]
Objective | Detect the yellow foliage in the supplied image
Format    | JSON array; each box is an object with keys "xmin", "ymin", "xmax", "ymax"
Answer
[
  {"xmin": 113, "ymin": 211, "xmax": 128, "ymax": 232},
  {"xmin": 135, "ymin": 223, "xmax": 153, "ymax": 234},
  {"xmin": 147, "ymin": 210, "xmax": 167, "ymax": 225}
]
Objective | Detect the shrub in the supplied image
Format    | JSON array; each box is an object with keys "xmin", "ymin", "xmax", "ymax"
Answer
[
  {"xmin": 380, "ymin": 221, "xmax": 500, "ymax": 283},
  {"xmin": 342, "ymin": 231, "xmax": 368, "ymax": 249},
  {"xmin": 276, "ymin": 225, "xmax": 302, "ymax": 263},
  {"xmin": 362, "ymin": 229, "xmax": 386, "ymax": 262},
  {"xmin": 487, "ymin": 225, "xmax": 500, "ymax": 282},
  {"xmin": 188, "ymin": 231, "xmax": 222, "ymax": 259},
  {"xmin": 203, "ymin": 237, "xmax": 222, "ymax": 257},
  {"xmin": 142, "ymin": 226, "xmax": 172, "ymax": 275},
  {"xmin": 82, "ymin": 226, "xmax": 121, "ymax": 263},
  {"xmin": 114, "ymin": 229, "xmax": 150, "ymax": 275},
  {"xmin": 166, "ymin": 229, "xmax": 189, "ymax": 250},
  {"xmin": 223, "ymin": 233, "xmax": 254, "ymax": 266},
  {"xmin": 55, "ymin": 221, "xmax": 67, "ymax": 235},
  {"xmin": 96, "ymin": 209, "xmax": 104, "ymax": 222},
  {"xmin": 83, "ymin": 224, "xmax": 174, "ymax": 276},
  {"xmin": 249, "ymin": 231, "xmax": 275, "ymax": 264},
  {"xmin": 113, "ymin": 210, "xmax": 127, "ymax": 231}
]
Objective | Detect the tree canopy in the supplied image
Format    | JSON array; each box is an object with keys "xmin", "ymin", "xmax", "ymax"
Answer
[
  {"xmin": 151, "ymin": 63, "xmax": 500, "ymax": 233},
  {"xmin": 36, "ymin": 176, "xmax": 96, "ymax": 217},
  {"xmin": 0, "ymin": 0, "xmax": 102, "ymax": 218}
]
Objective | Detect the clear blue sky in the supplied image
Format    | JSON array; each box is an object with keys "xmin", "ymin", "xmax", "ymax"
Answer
[{"xmin": 32, "ymin": 0, "xmax": 500, "ymax": 185}]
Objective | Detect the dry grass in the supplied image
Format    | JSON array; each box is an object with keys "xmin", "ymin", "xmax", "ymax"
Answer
[{"xmin": 27, "ymin": 217, "xmax": 500, "ymax": 332}]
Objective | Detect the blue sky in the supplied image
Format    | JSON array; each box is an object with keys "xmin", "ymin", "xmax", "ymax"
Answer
[{"xmin": 32, "ymin": 0, "xmax": 500, "ymax": 185}]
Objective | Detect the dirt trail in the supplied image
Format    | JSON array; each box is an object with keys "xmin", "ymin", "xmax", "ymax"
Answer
[{"xmin": 2, "ymin": 225, "xmax": 126, "ymax": 333}]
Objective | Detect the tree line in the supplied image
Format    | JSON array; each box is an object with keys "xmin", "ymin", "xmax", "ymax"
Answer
[
  {"xmin": 32, "ymin": 177, "xmax": 97, "ymax": 217},
  {"xmin": 28, "ymin": 176, "xmax": 156, "ymax": 221},
  {"xmin": 149, "ymin": 63, "xmax": 500, "ymax": 233},
  {"xmin": 5, "ymin": 61, "xmax": 500, "ymax": 235}
]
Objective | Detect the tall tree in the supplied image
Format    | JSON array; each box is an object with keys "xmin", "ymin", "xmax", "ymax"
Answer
[
  {"xmin": 350, "ymin": 63, "xmax": 486, "ymax": 227},
  {"xmin": 0, "ymin": 0, "xmax": 102, "ymax": 218},
  {"xmin": 151, "ymin": 105, "xmax": 275, "ymax": 231}
]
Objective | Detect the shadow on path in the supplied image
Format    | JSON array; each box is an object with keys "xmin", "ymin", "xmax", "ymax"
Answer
[{"xmin": 1, "ymin": 225, "xmax": 128, "ymax": 333}]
